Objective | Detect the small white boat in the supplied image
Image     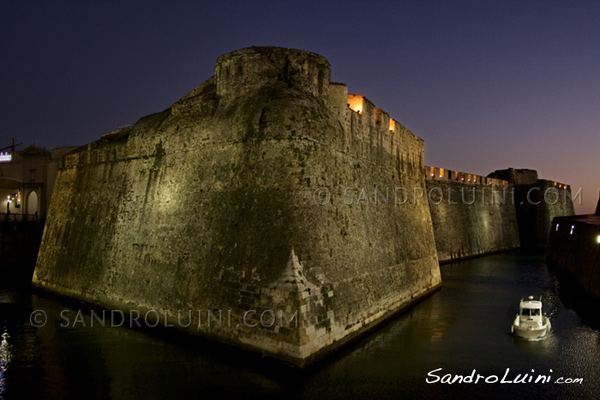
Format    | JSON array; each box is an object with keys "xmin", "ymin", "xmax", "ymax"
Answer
[{"xmin": 511, "ymin": 296, "xmax": 551, "ymax": 340}]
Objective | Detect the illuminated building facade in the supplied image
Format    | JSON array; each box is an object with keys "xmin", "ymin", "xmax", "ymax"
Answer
[{"xmin": 0, "ymin": 144, "xmax": 76, "ymax": 221}]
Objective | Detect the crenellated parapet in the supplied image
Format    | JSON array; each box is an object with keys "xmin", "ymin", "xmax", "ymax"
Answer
[
  {"xmin": 424, "ymin": 165, "xmax": 520, "ymax": 262},
  {"xmin": 327, "ymin": 84, "xmax": 424, "ymax": 174},
  {"xmin": 425, "ymin": 165, "xmax": 508, "ymax": 187}
]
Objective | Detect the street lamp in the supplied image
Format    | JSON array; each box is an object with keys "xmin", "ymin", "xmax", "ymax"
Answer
[{"xmin": 6, "ymin": 195, "xmax": 11, "ymax": 216}]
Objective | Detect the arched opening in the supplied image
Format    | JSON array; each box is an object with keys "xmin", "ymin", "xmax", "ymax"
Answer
[{"xmin": 27, "ymin": 191, "xmax": 38, "ymax": 217}]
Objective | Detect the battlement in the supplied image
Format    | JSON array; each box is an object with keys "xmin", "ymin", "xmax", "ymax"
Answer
[
  {"xmin": 549, "ymin": 181, "xmax": 571, "ymax": 191},
  {"xmin": 425, "ymin": 165, "xmax": 509, "ymax": 187},
  {"xmin": 327, "ymin": 84, "xmax": 423, "ymax": 171},
  {"xmin": 488, "ymin": 168, "xmax": 570, "ymax": 191}
]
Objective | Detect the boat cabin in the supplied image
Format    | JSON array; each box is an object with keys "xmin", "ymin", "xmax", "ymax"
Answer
[{"xmin": 519, "ymin": 297, "xmax": 543, "ymax": 318}]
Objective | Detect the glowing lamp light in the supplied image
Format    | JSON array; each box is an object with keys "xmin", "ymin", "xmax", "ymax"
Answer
[
  {"xmin": 389, "ymin": 118, "xmax": 395, "ymax": 132},
  {"xmin": 347, "ymin": 95, "xmax": 364, "ymax": 114},
  {"xmin": 597, "ymin": 235, "xmax": 600, "ymax": 244},
  {"xmin": 570, "ymin": 225, "xmax": 575, "ymax": 235}
]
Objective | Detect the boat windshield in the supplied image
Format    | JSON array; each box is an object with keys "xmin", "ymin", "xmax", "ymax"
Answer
[{"xmin": 521, "ymin": 308, "xmax": 541, "ymax": 316}]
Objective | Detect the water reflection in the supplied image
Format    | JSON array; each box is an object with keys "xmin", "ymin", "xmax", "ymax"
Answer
[
  {"xmin": 0, "ymin": 329, "xmax": 12, "ymax": 396},
  {"xmin": 1, "ymin": 250, "xmax": 600, "ymax": 399}
]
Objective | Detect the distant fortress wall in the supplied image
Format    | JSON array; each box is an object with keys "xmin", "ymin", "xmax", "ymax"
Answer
[
  {"xmin": 425, "ymin": 166, "xmax": 520, "ymax": 262},
  {"xmin": 33, "ymin": 47, "xmax": 441, "ymax": 367},
  {"xmin": 425, "ymin": 166, "xmax": 575, "ymax": 262}
]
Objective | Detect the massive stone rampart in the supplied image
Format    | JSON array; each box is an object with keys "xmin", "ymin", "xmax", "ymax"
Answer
[
  {"xmin": 425, "ymin": 167, "xmax": 520, "ymax": 262},
  {"xmin": 426, "ymin": 166, "xmax": 574, "ymax": 262},
  {"xmin": 33, "ymin": 47, "xmax": 441, "ymax": 366}
]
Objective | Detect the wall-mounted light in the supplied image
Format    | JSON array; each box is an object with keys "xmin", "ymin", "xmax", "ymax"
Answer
[
  {"xmin": 347, "ymin": 94, "xmax": 364, "ymax": 114},
  {"xmin": 597, "ymin": 235, "xmax": 600, "ymax": 244}
]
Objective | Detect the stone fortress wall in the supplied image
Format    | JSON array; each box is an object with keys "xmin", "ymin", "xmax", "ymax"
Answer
[
  {"xmin": 33, "ymin": 47, "xmax": 441, "ymax": 367},
  {"xmin": 424, "ymin": 166, "xmax": 519, "ymax": 262},
  {"xmin": 426, "ymin": 166, "xmax": 574, "ymax": 262},
  {"xmin": 32, "ymin": 47, "xmax": 575, "ymax": 366}
]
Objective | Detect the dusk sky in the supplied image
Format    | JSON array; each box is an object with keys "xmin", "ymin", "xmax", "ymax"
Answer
[{"xmin": 1, "ymin": 0, "xmax": 598, "ymax": 213}]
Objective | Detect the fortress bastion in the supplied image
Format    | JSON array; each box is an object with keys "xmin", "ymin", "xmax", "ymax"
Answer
[{"xmin": 33, "ymin": 47, "xmax": 442, "ymax": 367}]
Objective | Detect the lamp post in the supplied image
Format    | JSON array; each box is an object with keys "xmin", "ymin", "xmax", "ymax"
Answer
[{"xmin": 6, "ymin": 195, "xmax": 11, "ymax": 218}]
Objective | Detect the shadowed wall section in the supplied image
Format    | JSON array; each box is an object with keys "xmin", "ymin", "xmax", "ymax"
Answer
[
  {"xmin": 489, "ymin": 168, "xmax": 575, "ymax": 248},
  {"xmin": 547, "ymin": 196, "xmax": 600, "ymax": 302}
]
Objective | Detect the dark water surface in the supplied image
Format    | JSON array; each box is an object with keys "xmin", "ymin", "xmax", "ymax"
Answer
[{"xmin": 1, "ymin": 250, "xmax": 599, "ymax": 399}]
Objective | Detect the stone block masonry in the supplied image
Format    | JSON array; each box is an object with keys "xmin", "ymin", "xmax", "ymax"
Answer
[
  {"xmin": 33, "ymin": 47, "xmax": 441, "ymax": 366},
  {"xmin": 425, "ymin": 168, "xmax": 519, "ymax": 262},
  {"xmin": 426, "ymin": 166, "xmax": 574, "ymax": 262}
]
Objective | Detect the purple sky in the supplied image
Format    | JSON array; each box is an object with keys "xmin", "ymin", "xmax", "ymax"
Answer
[{"xmin": 2, "ymin": 0, "xmax": 598, "ymax": 213}]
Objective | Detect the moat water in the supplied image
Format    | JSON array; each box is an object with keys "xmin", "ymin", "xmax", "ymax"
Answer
[{"xmin": 1, "ymin": 250, "xmax": 599, "ymax": 399}]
